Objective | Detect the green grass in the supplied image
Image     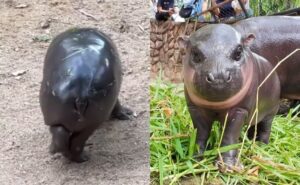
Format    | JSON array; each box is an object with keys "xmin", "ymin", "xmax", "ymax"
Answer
[
  {"xmin": 150, "ymin": 79, "xmax": 300, "ymax": 185},
  {"xmin": 250, "ymin": 0, "xmax": 300, "ymax": 16}
]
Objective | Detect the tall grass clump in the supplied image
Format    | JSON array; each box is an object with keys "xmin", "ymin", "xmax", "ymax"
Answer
[{"xmin": 150, "ymin": 78, "xmax": 300, "ymax": 185}]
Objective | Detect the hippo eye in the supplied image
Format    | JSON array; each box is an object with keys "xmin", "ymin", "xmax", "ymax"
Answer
[
  {"xmin": 232, "ymin": 45, "xmax": 243, "ymax": 61},
  {"xmin": 191, "ymin": 49, "xmax": 205, "ymax": 64}
]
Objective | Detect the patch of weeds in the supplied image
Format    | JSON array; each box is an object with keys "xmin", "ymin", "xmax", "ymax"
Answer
[{"xmin": 32, "ymin": 35, "xmax": 51, "ymax": 42}]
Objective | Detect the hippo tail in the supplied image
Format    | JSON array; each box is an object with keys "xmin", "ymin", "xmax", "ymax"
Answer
[{"xmin": 74, "ymin": 97, "xmax": 89, "ymax": 117}]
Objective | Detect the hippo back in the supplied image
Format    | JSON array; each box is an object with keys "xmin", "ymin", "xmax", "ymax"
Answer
[
  {"xmin": 40, "ymin": 28, "xmax": 121, "ymax": 129},
  {"xmin": 234, "ymin": 16, "xmax": 300, "ymax": 99}
]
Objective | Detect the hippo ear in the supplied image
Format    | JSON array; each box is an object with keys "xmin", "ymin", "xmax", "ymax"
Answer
[
  {"xmin": 243, "ymin": 33, "xmax": 256, "ymax": 46},
  {"xmin": 177, "ymin": 35, "xmax": 190, "ymax": 49}
]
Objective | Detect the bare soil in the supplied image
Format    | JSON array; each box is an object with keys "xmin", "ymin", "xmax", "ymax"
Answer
[{"xmin": 0, "ymin": 0, "xmax": 150, "ymax": 184}]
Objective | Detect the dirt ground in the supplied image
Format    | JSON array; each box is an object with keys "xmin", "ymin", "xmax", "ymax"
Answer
[{"xmin": 0, "ymin": 0, "xmax": 150, "ymax": 184}]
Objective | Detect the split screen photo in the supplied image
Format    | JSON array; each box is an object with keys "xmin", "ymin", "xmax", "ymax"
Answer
[{"xmin": 0, "ymin": 0, "xmax": 300, "ymax": 184}]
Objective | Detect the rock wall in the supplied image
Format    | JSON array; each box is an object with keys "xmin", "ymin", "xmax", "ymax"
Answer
[{"xmin": 150, "ymin": 19, "xmax": 205, "ymax": 82}]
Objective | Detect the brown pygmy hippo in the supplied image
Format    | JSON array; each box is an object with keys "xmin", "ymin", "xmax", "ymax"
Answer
[
  {"xmin": 40, "ymin": 28, "xmax": 132, "ymax": 162},
  {"xmin": 179, "ymin": 16, "xmax": 300, "ymax": 171}
]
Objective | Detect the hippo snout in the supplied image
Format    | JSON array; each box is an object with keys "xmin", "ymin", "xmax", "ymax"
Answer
[
  {"xmin": 193, "ymin": 69, "xmax": 242, "ymax": 102},
  {"xmin": 205, "ymin": 71, "xmax": 232, "ymax": 84}
]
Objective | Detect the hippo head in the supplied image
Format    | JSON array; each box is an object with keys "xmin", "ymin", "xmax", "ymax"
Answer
[{"xmin": 179, "ymin": 24, "xmax": 255, "ymax": 108}]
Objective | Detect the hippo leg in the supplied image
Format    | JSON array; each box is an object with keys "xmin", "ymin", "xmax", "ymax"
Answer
[
  {"xmin": 217, "ymin": 108, "xmax": 248, "ymax": 172},
  {"xmin": 256, "ymin": 119, "xmax": 273, "ymax": 144},
  {"xmin": 188, "ymin": 106, "xmax": 213, "ymax": 155},
  {"xmin": 247, "ymin": 126, "xmax": 256, "ymax": 141},
  {"xmin": 49, "ymin": 125, "xmax": 70, "ymax": 154},
  {"xmin": 111, "ymin": 99, "xmax": 133, "ymax": 120},
  {"xmin": 248, "ymin": 116, "xmax": 274, "ymax": 144},
  {"xmin": 68, "ymin": 127, "xmax": 96, "ymax": 163}
]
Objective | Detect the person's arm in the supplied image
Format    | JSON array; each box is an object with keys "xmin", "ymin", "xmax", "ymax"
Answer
[
  {"xmin": 168, "ymin": 0, "xmax": 175, "ymax": 15},
  {"xmin": 168, "ymin": 8, "xmax": 175, "ymax": 15},
  {"xmin": 202, "ymin": 0, "xmax": 208, "ymax": 12},
  {"xmin": 232, "ymin": 0, "xmax": 247, "ymax": 14},
  {"xmin": 157, "ymin": 6, "xmax": 168, "ymax": 13},
  {"xmin": 211, "ymin": 0, "xmax": 220, "ymax": 15}
]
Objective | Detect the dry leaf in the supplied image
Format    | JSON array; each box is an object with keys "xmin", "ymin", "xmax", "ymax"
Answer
[
  {"xmin": 163, "ymin": 107, "xmax": 173, "ymax": 118},
  {"xmin": 15, "ymin": 4, "xmax": 29, "ymax": 9},
  {"xmin": 247, "ymin": 166, "xmax": 260, "ymax": 177},
  {"xmin": 11, "ymin": 70, "xmax": 27, "ymax": 76}
]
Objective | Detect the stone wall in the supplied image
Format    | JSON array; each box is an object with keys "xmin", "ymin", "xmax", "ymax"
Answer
[{"xmin": 150, "ymin": 19, "xmax": 206, "ymax": 82}]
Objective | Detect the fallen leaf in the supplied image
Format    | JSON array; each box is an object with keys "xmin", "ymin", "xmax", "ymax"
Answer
[
  {"xmin": 11, "ymin": 70, "xmax": 27, "ymax": 76},
  {"xmin": 32, "ymin": 35, "xmax": 51, "ymax": 42},
  {"xmin": 15, "ymin": 4, "xmax": 29, "ymax": 9},
  {"xmin": 163, "ymin": 107, "xmax": 173, "ymax": 118},
  {"xmin": 246, "ymin": 166, "xmax": 260, "ymax": 177}
]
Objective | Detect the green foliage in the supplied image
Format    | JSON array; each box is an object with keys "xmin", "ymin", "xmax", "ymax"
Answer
[
  {"xmin": 175, "ymin": 0, "xmax": 300, "ymax": 16},
  {"xmin": 32, "ymin": 35, "xmax": 51, "ymax": 43},
  {"xmin": 150, "ymin": 79, "xmax": 300, "ymax": 185},
  {"xmin": 250, "ymin": 0, "xmax": 300, "ymax": 16}
]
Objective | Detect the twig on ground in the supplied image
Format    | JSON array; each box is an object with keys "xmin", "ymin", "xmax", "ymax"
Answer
[
  {"xmin": 138, "ymin": 25, "xmax": 145, "ymax": 32},
  {"xmin": 78, "ymin": 9, "xmax": 98, "ymax": 21}
]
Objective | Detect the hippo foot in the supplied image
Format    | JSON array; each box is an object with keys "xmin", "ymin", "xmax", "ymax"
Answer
[
  {"xmin": 49, "ymin": 141, "xmax": 68, "ymax": 155},
  {"xmin": 216, "ymin": 157, "xmax": 244, "ymax": 173},
  {"xmin": 192, "ymin": 148, "xmax": 205, "ymax": 161},
  {"xmin": 49, "ymin": 142, "xmax": 57, "ymax": 154},
  {"xmin": 67, "ymin": 151, "xmax": 89, "ymax": 163},
  {"xmin": 112, "ymin": 106, "xmax": 133, "ymax": 120}
]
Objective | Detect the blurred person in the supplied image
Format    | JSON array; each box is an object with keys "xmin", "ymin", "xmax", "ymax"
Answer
[
  {"xmin": 213, "ymin": 0, "xmax": 235, "ymax": 18},
  {"xmin": 232, "ymin": 0, "xmax": 253, "ymax": 17},
  {"xmin": 179, "ymin": 0, "xmax": 207, "ymax": 21},
  {"xmin": 212, "ymin": 0, "xmax": 252, "ymax": 19},
  {"xmin": 155, "ymin": 0, "xmax": 175, "ymax": 21}
]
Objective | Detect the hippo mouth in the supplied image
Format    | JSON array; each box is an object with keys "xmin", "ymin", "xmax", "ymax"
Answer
[
  {"xmin": 183, "ymin": 58, "xmax": 254, "ymax": 110},
  {"xmin": 192, "ymin": 71, "xmax": 243, "ymax": 102}
]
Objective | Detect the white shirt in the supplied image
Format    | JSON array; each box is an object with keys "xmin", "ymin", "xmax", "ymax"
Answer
[{"xmin": 232, "ymin": 0, "xmax": 250, "ymax": 10}]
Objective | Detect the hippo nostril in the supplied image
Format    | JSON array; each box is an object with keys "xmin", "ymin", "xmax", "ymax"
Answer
[
  {"xmin": 206, "ymin": 73, "xmax": 214, "ymax": 83},
  {"xmin": 226, "ymin": 75, "xmax": 232, "ymax": 82},
  {"xmin": 223, "ymin": 71, "xmax": 232, "ymax": 83}
]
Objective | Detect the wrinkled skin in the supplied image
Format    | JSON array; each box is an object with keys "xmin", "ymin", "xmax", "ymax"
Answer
[
  {"xmin": 180, "ymin": 24, "xmax": 284, "ymax": 172},
  {"xmin": 40, "ymin": 28, "xmax": 132, "ymax": 163}
]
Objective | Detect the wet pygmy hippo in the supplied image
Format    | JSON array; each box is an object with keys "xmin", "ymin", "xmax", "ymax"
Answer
[
  {"xmin": 40, "ymin": 28, "xmax": 132, "ymax": 162},
  {"xmin": 179, "ymin": 16, "xmax": 300, "ymax": 171}
]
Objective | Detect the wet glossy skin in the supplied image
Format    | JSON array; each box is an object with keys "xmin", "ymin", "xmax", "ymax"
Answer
[
  {"xmin": 40, "ymin": 28, "xmax": 132, "ymax": 162},
  {"xmin": 181, "ymin": 24, "xmax": 282, "ymax": 171}
]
